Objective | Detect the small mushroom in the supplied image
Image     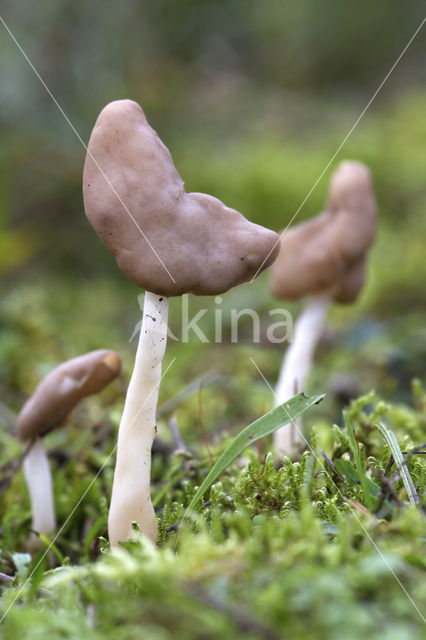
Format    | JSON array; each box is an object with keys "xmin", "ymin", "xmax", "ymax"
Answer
[
  {"xmin": 17, "ymin": 350, "xmax": 121, "ymax": 546},
  {"xmin": 270, "ymin": 161, "xmax": 377, "ymax": 457},
  {"xmin": 83, "ymin": 99, "xmax": 280, "ymax": 546}
]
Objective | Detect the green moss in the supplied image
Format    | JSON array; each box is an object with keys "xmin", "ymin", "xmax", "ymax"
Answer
[{"xmin": 1, "ymin": 383, "xmax": 425, "ymax": 639}]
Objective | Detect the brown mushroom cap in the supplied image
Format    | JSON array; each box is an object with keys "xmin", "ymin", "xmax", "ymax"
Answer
[
  {"xmin": 270, "ymin": 161, "xmax": 377, "ymax": 304},
  {"xmin": 83, "ymin": 100, "xmax": 280, "ymax": 296},
  {"xmin": 17, "ymin": 350, "xmax": 121, "ymax": 443}
]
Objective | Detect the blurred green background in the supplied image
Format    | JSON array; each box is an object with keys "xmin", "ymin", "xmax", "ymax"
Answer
[{"xmin": 1, "ymin": 0, "xmax": 426, "ymax": 428}]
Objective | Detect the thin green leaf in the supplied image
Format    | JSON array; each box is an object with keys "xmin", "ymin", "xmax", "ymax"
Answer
[
  {"xmin": 184, "ymin": 393, "xmax": 325, "ymax": 518},
  {"xmin": 38, "ymin": 533, "xmax": 65, "ymax": 565},
  {"xmin": 376, "ymin": 422, "xmax": 422, "ymax": 509},
  {"xmin": 343, "ymin": 410, "xmax": 377, "ymax": 511},
  {"xmin": 27, "ymin": 550, "xmax": 47, "ymax": 602},
  {"xmin": 334, "ymin": 459, "xmax": 359, "ymax": 485},
  {"xmin": 335, "ymin": 459, "xmax": 382, "ymax": 499}
]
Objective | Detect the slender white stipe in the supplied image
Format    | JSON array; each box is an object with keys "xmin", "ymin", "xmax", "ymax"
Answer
[
  {"xmin": 22, "ymin": 438, "xmax": 55, "ymax": 544},
  {"xmin": 274, "ymin": 294, "xmax": 330, "ymax": 457},
  {"xmin": 108, "ymin": 292, "xmax": 169, "ymax": 546}
]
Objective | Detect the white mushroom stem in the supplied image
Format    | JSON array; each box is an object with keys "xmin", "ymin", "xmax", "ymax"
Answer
[
  {"xmin": 274, "ymin": 293, "xmax": 330, "ymax": 457},
  {"xmin": 22, "ymin": 437, "xmax": 55, "ymax": 537},
  {"xmin": 108, "ymin": 291, "xmax": 169, "ymax": 547}
]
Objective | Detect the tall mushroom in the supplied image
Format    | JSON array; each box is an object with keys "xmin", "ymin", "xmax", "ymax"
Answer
[
  {"xmin": 270, "ymin": 161, "xmax": 377, "ymax": 457},
  {"xmin": 83, "ymin": 99, "xmax": 280, "ymax": 546},
  {"xmin": 17, "ymin": 350, "xmax": 121, "ymax": 544}
]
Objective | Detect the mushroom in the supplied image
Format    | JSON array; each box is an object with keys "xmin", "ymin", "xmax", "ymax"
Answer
[
  {"xmin": 17, "ymin": 350, "xmax": 121, "ymax": 544},
  {"xmin": 270, "ymin": 161, "xmax": 377, "ymax": 457},
  {"xmin": 83, "ymin": 99, "xmax": 280, "ymax": 546}
]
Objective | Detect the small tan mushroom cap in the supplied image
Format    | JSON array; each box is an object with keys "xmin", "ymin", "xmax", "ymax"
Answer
[
  {"xmin": 83, "ymin": 100, "xmax": 280, "ymax": 296},
  {"xmin": 17, "ymin": 350, "xmax": 121, "ymax": 443},
  {"xmin": 270, "ymin": 161, "xmax": 377, "ymax": 304}
]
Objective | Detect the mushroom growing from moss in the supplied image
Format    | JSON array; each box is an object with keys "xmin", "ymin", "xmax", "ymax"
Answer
[
  {"xmin": 83, "ymin": 99, "xmax": 280, "ymax": 546},
  {"xmin": 17, "ymin": 350, "xmax": 121, "ymax": 545},
  {"xmin": 270, "ymin": 161, "xmax": 377, "ymax": 457}
]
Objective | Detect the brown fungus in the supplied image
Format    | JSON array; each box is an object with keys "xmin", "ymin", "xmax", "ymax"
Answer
[
  {"xmin": 17, "ymin": 350, "xmax": 121, "ymax": 546},
  {"xmin": 83, "ymin": 99, "xmax": 279, "ymax": 297},
  {"xmin": 270, "ymin": 161, "xmax": 377, "ymax": 457},
  {"xmin": 18, "ymin": 350, "xmax": 121, "ymax": 442},
  {"xmin": 82, "ymin": 99, "xmax": 280, "ymax": 546},
  {"xmin": 270, "ymin": 161, "xmax": 376, "ymax": 304}
]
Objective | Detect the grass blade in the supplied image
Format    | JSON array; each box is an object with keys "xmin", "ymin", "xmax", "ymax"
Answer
[
  {"xmin": 376, "ymin": 422, "xmax": 422, "ymax": 509},
  {"xmin": 343, "ymin": 410, "xmax": 378, "ymax": 511},
  {"xmin": 184, "ymin": 392, "xmax": 325, "ymax": 517}
]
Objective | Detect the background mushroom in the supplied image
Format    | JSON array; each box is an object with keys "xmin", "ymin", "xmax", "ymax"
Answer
[
  {"xmin": 83, "ymin": 99, "xmax": 280, "ymax": 546},
  {"xmin": 17, "ymin": 350, "xmax": 121, "ymax": 546},
  {"xmin": 270, "ymin": 160, "xmax": 377, "ymax": 457}
]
